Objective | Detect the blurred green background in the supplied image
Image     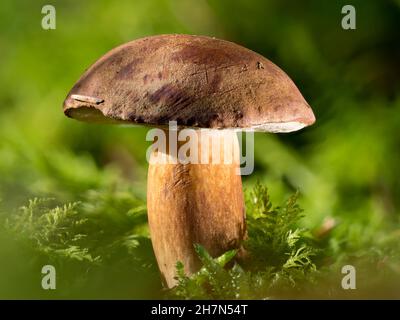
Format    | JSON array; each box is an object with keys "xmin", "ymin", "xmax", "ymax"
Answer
[{"xmin": 0, "ymin": 0, "xmax": 399, "ymax": 299}]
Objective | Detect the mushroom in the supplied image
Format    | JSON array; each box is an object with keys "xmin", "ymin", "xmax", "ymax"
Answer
[{"xmin": 63, "ymin": 34, "xmax": 315, "ymax": 287}]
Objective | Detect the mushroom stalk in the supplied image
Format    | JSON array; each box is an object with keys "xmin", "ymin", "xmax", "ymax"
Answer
[{"xmin": 147, "ymin": 129, "xmax": 246, "ymax": 287}]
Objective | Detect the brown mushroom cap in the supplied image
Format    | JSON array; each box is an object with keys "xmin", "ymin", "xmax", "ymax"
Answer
[{"xmin": 63, "ymin": 34, "xmax": 315, "ymax": 132}]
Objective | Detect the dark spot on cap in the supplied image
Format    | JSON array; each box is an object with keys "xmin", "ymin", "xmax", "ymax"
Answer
[
  {"xmin": 234, "ymin": 110, "xmax": 244, "ymax": 119},
  {"xmin": 127, "ymin": 113, "xmax": 145, "ymax": 123},
  {"xmin": 115, "ymin": 58, "xmax": 143, "ymax": 80},
  {"xmin": 148, "ymin": 84, "xmax": 196, "ymax": 123},
  {"xmin": 135, "ymin": 116, "xmax": 144, "ymax": 123},
  {"xmin": 185, "ymin": 117, "xmax": 197, "ymax": 126},
  {"xmin": 149, "ymin": 84, "xmax": 193, "ymax": 108},
  {"xmin": 208, "ymin": 73, "xmax": 222, "ymax": 93}
]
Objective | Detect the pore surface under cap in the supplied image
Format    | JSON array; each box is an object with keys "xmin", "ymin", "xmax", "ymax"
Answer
[{"xmin": 63, "ymin": 34, "xmax": 315, "ymax": 132}]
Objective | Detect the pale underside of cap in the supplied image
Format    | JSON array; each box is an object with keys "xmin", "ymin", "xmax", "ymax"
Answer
[{"xmin": 63, "ymin": 34, "xmax": 315, "ymax": 133}]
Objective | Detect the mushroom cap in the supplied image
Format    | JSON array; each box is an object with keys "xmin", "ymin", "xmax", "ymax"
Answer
[{"xmin": 63, "ymin": 34, "xmax": 315, "ymax": 132}]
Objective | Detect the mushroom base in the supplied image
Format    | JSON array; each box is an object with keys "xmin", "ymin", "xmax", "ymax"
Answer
[{"xmin": 147, "ymin": 130, "xmax": 246, "ymax": 288}]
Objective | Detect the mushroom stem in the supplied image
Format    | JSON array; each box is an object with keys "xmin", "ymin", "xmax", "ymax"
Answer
[{"xmin": 147, "ymin": 129, "xmax": 246, "ymax": 287}]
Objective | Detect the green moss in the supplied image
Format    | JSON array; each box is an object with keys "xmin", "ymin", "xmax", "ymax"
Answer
[
  {"xmin": 1, "ymin": 181, "xmax": 400, "ymax": 298},
  {"xmin": 169, "ymin": 183, "xmax": 318, "ymax": 299}
]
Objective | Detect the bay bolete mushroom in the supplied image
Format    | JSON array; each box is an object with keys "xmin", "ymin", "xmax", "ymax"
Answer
[{"xmin": 63, "ymin": 34, "xmax": 315, "ymax": 287}]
